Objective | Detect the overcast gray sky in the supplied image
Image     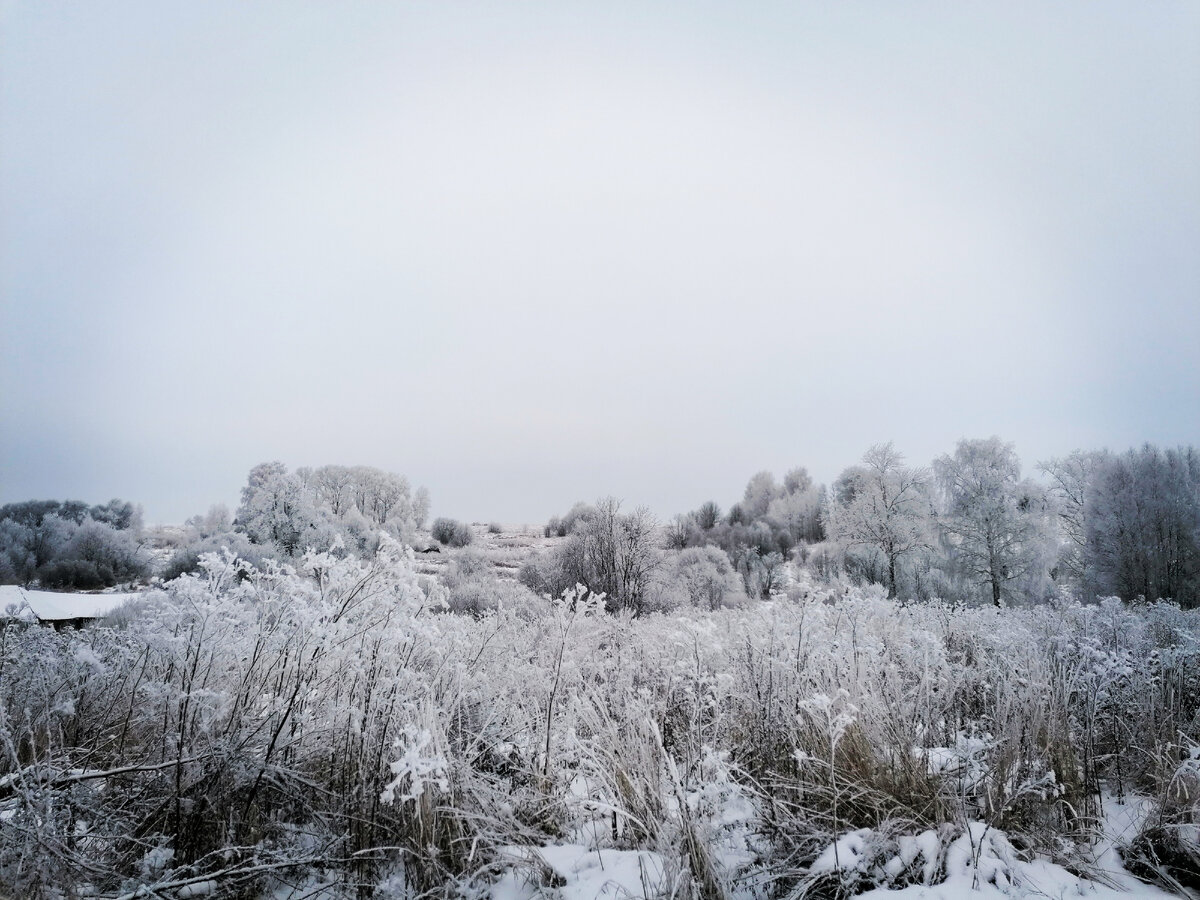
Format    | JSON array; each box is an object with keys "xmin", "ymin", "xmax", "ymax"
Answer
[{"xmin": 2, "ymin": 2, "xmax": 1198, "ymax": 525}]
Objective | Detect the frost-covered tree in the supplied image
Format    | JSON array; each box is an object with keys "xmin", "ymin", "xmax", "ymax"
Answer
[
  {"xmin": 88, "ymin": 498, "xmax": 142, "ymax": 532},
  {"xmin": 731, "ymin": 544, "xmax": 785, "ymax": 598},
  {"xmin": 695, "ymin": 500, "xmax": 721, "ymax": 531},
  {"xmin": 524, "ymin": 498, "xmax": 660, "ymax": 613},
  {"xmin": 356, "ymin": 468, "xmax": 412, "ymax": 527},
  {"xmin": 62, "ymin": 519, "xmax": 144, "ymax": 575},
  {"xmin": 1039, "ymin": 450, "xmax": 1103, "ymax": 590},
  {"xmin": 414, "ymin": 486, "xmax": 431, "ymax": 530},
  {"xmin": 579, "ymin": 498, "xmax": 660, "ymax": 613},
  {"xmin": 184, "ymin": 504, "xmax": 233, "ymax": 539},
  {"xmin": 38, "ymin": 518, "xmax": 148, "ymax": 588},
  {"xmin": 665, "ymin": 513, "xmax": 696, "ymax": 550},
  {"xmin": 0, "ymin": 498, "xmax": 149, "ymax": 587},
  {"xmin": 935, "ymin": 438, "xmax": 1055, "ymax": 607},
  {"xmin": 0, "ymin": 519, "xmax": 37, "ymax": 584},
  {"xmin": 236, "ymin": 462, "xmax": 325, "ymax": 555},
  {"xmin": 824, "ymin": 443, "xmax": 933, "ymax": 598},
  {"xmin": 768, "ymin": 480, "xmax": 825, "ymax": 544},
  {"xmin": 831, "ymin": 465, "xmax": 868, "ymax": 505},
  {"xmin": 1085, "ymin": 444, "xmax": 1200, "ymax": 607},
  {"xmin": 233, "ymin": 462, "xmax": 426, "ymax": 556},
  {"xmin": 782, "ymin": 466, "xmax": 813, "ymax": 496},
  {"xmin": 742, "ymin": 471, "xmax": 780, "ymax": 521},
  {"xmin": 312, "ymin": 464, "xmax": 356, "ymax": 517}
]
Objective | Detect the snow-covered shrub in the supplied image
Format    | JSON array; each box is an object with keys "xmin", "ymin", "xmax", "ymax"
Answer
[
  {"xmin": 520, "ymin": 499, "xmax": 661, "ymax": 614},
  {"xmin": 441, "ymin": 547, "xmax": 543, "ymax": 617},
  {"xmin": 36, "ymin": 557, "xmax": 115, "ymax": 589},
  {"xmin": 431, "ymin": 517, "xmax": 473, "ymax": 547},
  {"xmin": 657, "ymin": 546, "xmax": 746, "ymax": 611},
  {"xmin": 159, "ymin": 529, "xmax": 275, "ymax": 581},
  {"xmin": 792, "ymin": 820, "xmax": 1017, "ymax": 896},
  {"xmin": 446, "ymin": 545, "xmax": 492, "ymax": 583}
]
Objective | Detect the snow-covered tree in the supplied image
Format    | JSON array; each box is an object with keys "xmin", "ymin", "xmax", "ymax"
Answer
[
  {"xmin": 236, "ymin": 462, "xmax": 326, "ymax": 555},
  {"xmin": 0, "ymin": 519, "xmax": 37, "ymax": 584},
  {"xmin": 695, "ymin": 500, "xmax": 721, "ymax": 531},
  {"xmin": 768, "ymin": 481, "xmax": 825, "ymax": 544},
  {"xmin": 741, "ymin": 471, "xmax": 780, "ymax": 521},
  {"xmin": 524, "ymin": 498, "xmax": 661, "ymax": 613},
  {"xmin": 1085, "ymin": 444, "xmax": 1200, "ymax": 607},
  {"xmin": 184, "ymin": 504, "xmax": 233, "ymax": 539},
  {"xmin": 782, "ymin": 466, "xmax": 813, "ymax": 495},
  {"xmin": 311, "ymin": 464, "xmax": 356, "ymax": 517},
  {"xmin": 824, "ymin": 443, "xmax": 933, "ymax": 597},
  {"xmin": 935, "ymin": 437, "xmax": 1055, "ymax": 607},
  {"xmin": 1039, "ymin": 449, "xmax": 1103, "ymax": 590},
  {"xmin": 61, "ymin": 518, "xmax": 144, "ymax": 579},
  {"xmin": 413, "ymin": 486, "xmax": 431, "ymax": 530},
  {"xmin": 360, "ymin": 468, "xmax": 412, "ymax": 526}
]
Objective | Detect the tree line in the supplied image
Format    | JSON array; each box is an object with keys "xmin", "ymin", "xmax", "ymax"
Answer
[
  {"xmin": 2, "ymin": 441, "xmax": 1197, "ymax": 610},
  {"xmin": 528, "ymin": 439, "xmax": 1200, "ymax": 610},
  {"xmin": 0, "ymin": 499, "xmax": 145, "ymax": 589}
]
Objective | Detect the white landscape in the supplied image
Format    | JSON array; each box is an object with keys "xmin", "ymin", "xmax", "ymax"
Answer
[
  {"xmin": 3, "ymin": 2, "xmax": 1198, "ymax": 899},
  {"xmin": 0, "ymin": 461, "xmax": 1198, "ymax": 899}
]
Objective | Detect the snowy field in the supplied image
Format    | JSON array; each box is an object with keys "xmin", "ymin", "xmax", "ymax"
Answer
[
  {"xmin": 0, "ymin": 584, "xmax": 139, "ymax": 622},
  {"xmin": 1, "ymin": 541, "xmax": 1196, "ymax": 899}
]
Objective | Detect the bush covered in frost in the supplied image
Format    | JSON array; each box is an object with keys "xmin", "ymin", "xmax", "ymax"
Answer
[{"xmin": 431, "ymin": 517, "xmax": 473, "ymax": 547}]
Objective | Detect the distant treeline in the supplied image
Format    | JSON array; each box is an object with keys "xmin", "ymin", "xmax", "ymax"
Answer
[
  {"xmin": 3, "ymin": 441, "xmax": 1198, "ymax": 609},
  {"xmin": 529, "ymin": 440, "xmax": 1200, "ymax": 610},
  {"xmin": 0, "ymin": 499, "xmax": 145, "ymax": 589}
]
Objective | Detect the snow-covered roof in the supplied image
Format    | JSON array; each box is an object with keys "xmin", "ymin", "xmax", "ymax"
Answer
[{"xmin": 0, "ymin": 585, "xmax": 137, "ymax": 622}]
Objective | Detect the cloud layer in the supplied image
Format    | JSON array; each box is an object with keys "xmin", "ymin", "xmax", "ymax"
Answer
[{"xmin": 3, "ymin": 2, "xmax": 1198, "ymax": 522}]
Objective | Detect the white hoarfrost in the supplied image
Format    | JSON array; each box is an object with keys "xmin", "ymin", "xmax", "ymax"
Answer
[
  {"xmin": 379, "ymin": 725, "xmax": 449, "ymax": 806},
  {"xmin": 0, "ymin": 549, "xmax": 1195, "ymax": 899}
]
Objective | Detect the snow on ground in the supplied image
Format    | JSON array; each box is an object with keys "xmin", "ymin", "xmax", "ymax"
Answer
[
  {"xmin": 485, "ymin": 841, "xmax": 1178, "ymax": 900},
  {"xmin": 0, "ymin": 584, "xmax": 139, "ymax": 621},
  {"xmin": 855, "ymin": 864, "xmax": 1173, "ymax": 900},
  {"xmin": 487, "ymin": 794, "xmax": 1180, "ymax": 900},
  {"xmin": 485, "ymin": 810, "xmax": 1180, "ymax": 900},
  {"xmin": 850, "ymin": 801, "xmax": 1179, "ymax": 900},
  {"xmin": 492, "ymin": 845, "xmax": 667, "ymax": 900},
  {"xmin": 855, "ymin": 855, "xmax": 1178, "ymax": 900},
  {"xmin": 410, "ymin": 524, "xmax": 563, "ymax": 582}
]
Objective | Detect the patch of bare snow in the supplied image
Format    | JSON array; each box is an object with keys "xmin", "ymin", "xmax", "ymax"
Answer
[
  {"xmin": 492, "ymin": 845, "xmax": 666, "ymax": 900},
  {"xmin": 0, "ymin": 584, "xmax": 139, "ymax": 621}
]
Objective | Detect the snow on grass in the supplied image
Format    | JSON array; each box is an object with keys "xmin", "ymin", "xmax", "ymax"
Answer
[
  {"xmin": 810, "ymin": 827, "xmax": 875, "ymax": 874},
  {"xmin": 3, "ymin": 545, "xmax": 1195, "ymax": 899},
  {"xmin": 794, "ymin": 806, "xmax": 1185, "ymax": 900}
]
